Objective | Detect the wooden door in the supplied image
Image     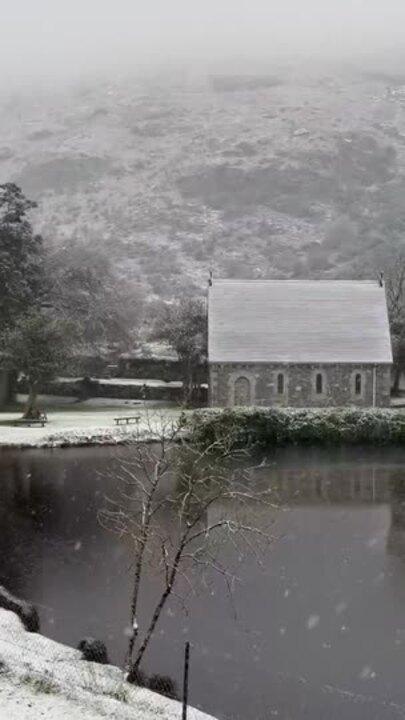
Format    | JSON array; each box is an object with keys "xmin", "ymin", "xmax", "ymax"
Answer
[{"xmin": 234, "ymin": 376, "xmax": 251, "ymax": 406}]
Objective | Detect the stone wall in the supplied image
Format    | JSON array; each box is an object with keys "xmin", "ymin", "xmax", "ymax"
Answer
[{"xmin": 209, "ymin": 363, "xmax": 392, "ymax": 408}]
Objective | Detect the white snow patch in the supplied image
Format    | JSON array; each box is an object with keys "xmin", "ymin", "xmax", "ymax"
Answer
[
  {"xmin": 0, "ymin": 610, "xmax": 216, "ymax": 720},
  {"xmin": 95, "ymin": 378, "xmax": 183, "ymax": 388},
  {"xmin": 53, "ymin": 377, "xmax": 183, "ymax": 388},
  {"xmin": 0, "ymin": 407, "xmax": 185, "ymax": 449}
]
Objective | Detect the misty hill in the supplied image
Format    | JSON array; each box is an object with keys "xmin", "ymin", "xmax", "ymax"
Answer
[{"xmin": 1, "ymin": 67, "xmax": 405, "ymax": 300}]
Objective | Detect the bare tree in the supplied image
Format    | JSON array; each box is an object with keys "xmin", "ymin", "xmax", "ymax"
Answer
[
  {"xmin": 46, "ymin": 239, "xmax": 145, "ymax": 355},
  {"xmin": 98, "ymin": 414, "xmax": 273, "ymax": 680},
  {"xmin": 151, "ymin": 298, "xmax": 207, "ymax": 405}
]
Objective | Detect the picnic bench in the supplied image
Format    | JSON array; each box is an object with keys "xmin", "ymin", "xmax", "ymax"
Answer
[
  {"xmin": 114, "ymin": 415, "xmax": 140, "ymax": 426},
  {"xmin": 13, "ymin": 413, "xmax": 48, "ymax": 428}
]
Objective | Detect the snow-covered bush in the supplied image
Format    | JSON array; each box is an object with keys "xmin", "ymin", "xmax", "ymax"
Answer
[{"xmin": 187, "ymin": 407, "xmax": 405, "ymax": 449}]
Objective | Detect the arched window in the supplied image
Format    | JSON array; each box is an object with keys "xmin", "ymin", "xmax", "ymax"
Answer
[
  {"xmin": 354, "ymin": 373, "xmax": 362, "ymax": 396},
  {"xmin": 315, "ymin": 372, "xmax": 323, "ymax": 395},
  {"xmin": 234, "ymin": 376, "xmax": 251, "ymax": 406},
  {"xmin": 277, "ymin": 373, "xmax": 285, "ymax": 395}
]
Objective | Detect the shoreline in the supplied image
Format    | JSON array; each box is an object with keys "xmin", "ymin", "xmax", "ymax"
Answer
[
  {"xmin": 0, "ymin": 403, "xmax": 184, "ymax": 451},
  {"xmin": 3, "ymin": 405, "xmax": 405, "ymax": 452},
  {"xmin": 0, "ymin": 426, "xmax": 180, "ymax": 451},
  {"xmin": 0, "ymin": 609, "xmax": 216, "ymax": 720}
]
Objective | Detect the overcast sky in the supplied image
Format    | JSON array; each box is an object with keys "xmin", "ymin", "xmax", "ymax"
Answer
[{"xmin": 1, "ymin": 0, "xmax": 405, "ymax": 84}]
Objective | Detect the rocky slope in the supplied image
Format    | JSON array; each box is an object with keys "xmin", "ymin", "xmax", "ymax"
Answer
[{"xmin": 1, "ymin": 66, "xmax": 405, "ymax": 300}]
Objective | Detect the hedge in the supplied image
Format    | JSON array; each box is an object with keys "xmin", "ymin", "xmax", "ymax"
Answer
[{"xmin": 186, "ymin": 407, "xmax": 405, "ymax": 449}]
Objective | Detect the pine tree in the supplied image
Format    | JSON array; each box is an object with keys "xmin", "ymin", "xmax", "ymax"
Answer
[{"xmin": 0, "ymin": 183, "xmax": 45, "ymax": 330}]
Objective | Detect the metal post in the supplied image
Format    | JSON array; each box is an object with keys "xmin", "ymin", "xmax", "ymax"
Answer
[{"xmin": 182, "ymin": 642, "xmax": 190, "ymax": 720}]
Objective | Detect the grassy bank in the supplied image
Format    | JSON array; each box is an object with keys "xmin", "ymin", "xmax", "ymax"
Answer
[{"xmin": 186, "ymin": 407, "xmax": 405, "ymax": 448}]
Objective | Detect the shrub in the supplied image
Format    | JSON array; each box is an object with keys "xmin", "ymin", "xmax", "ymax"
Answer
[
  {"xmin": 148, "ymin": 674, "xmax": 178, "ymax": 700},
  {"xmin": 21, "ymin": 674, "xmax": 58, "ymax": 694},
  {"xmin": 187, "ymin": 407, "xmax": 405, "ymax": 449},
  {"xmin": 78, "ymin": 637, "xmax": 109, "ymax": 665}
]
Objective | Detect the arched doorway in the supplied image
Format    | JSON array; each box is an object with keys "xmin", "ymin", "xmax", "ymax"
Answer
[{"xmin": 233, "ymin": 376, "xmax": 251, "ymax": 406}]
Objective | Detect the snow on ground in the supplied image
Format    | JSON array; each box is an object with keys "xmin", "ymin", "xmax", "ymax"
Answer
[
  {"xmin": 95, "ymin": 378, "xmax": 183, "ymax": 388},
  {"xmin": 55, "ymin": 377, "xmax": 183, "ymax": 388},
  {"xmin": 0, "ymin": 610, "xmax": 216, "ymax": 720},
  {"xmin": 0, "ymin": 402, "xmax": 184, "ymax": 449}
]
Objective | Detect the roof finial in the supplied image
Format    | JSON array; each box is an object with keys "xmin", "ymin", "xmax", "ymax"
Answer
[
  {"xmin": 378, "ymin": 271, "xmax": 384, "ymax": 288},
  {"xmin": 208, "ymin": 269, "xmax": 213, "ymax": 287}
]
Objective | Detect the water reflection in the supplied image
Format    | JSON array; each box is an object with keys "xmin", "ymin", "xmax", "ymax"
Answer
[{"xmin": 1, "ymin": 446, "xmax": 405, "ymax": 719}]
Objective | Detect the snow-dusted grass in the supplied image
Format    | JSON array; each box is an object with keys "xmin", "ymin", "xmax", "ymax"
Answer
[
  {"xmin": 55, "ymin": 376, "xmax": 183, "ymax": 388},
  {"xmin": 0, "ymin": 399, "xmax": 185, "ymax": 449},
  {"xmin": 0, "ymin": 609, "xmax": 216, "ymax": 720}
]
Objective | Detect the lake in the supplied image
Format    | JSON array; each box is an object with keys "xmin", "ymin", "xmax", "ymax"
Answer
[{"xmin": 1, "ymin": 445, "xmax": 405, "ymax": 720}]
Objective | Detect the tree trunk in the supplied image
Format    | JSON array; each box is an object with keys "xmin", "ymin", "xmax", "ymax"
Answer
[
  {"xmin": 182, "ymin": 358, "xmax": 193, "ymax": 407},
  {"xmin": 125, "ymin": 548, "xmax": 144, "ymax": 671},
  {"xmin": 128, "ymin": 584, "xmax": 173, "ymax": 680},
  {"xmin": 125, "ymin": 472, "xmax": 161, "ymax": 670},
  {"xmin": 128, "ymin": 543, "xmax": 185, "ymax": 679},
  {"xmin": 24, "ymin": 383, "xmax": 38, "ymax": 419}
]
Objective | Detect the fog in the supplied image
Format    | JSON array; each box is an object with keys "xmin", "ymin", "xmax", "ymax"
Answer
[{"xmin": 1, "ymin": 0, "xmax": 405, "ymax": 86}]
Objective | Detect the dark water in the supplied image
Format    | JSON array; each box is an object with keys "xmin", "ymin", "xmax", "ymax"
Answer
[{"xmin": 2, "ymin": 446, "xmax": 405, "ymax": 719}]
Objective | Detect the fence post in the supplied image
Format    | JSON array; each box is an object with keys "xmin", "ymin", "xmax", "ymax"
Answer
[{"xmin": 182, "ymin": 641, "xmax": 190, "ymax": 720}]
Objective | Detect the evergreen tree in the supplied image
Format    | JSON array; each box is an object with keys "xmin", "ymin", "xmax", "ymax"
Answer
[
  {"xmin": 3, "ymin": 309, "xmax": 77, "ymax": 418},
  {"xmin": 0, "ymin": 183, "xmax": 44, "ymax": 330}
]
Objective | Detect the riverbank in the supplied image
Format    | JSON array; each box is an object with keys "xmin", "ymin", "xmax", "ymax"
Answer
[
  {"xmin": 3, "ymin": 404, "xmax": 405, "ymax": 451},
  {"xmin": 0, "ymin": 609, "xmax": 215, "ymax": 720},
  {"xmin": 0, "ymin": 400, "xmax": 183, "ymax": 450}
]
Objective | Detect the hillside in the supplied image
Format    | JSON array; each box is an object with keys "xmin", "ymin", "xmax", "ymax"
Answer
[{"xmin": 1, "ymin": 66, "xmax": 405, "ymax": 300}]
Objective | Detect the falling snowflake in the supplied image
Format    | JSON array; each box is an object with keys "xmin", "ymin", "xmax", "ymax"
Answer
[
  {"xmin": 359, "ymin": 666, "xmax": 376, "ymax": 680},
  {"xmin": 307, "ymin": 614, "xmax": 320, "ymax": 630},
  {"xmin": 335, "ymin": 601, "xmax": 347, "ymax": 615}
]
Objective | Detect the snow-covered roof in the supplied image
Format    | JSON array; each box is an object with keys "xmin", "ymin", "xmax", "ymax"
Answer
[
  {"xmin": 208, "ymin": 279, "xmax": 392, "ymax": 364},
  {"xmin": 120, "ymin": 342, "xmax": 178, "ymax": 362}
]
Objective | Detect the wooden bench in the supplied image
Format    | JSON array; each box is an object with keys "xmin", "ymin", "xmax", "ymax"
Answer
[
  {"xmin": 114, "ymin": 415, "xmax": 140, "ymax": 426},
  {"xmin": 13, "ymin": 414, "xmax": 48, "ymax": 428}
]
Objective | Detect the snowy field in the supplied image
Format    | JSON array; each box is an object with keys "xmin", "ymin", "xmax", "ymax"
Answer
[
  {"xmin": 0, "ymin": 397, "xmax": 184, "ymax": 449},
  {"xmin": 0, "ymin": 610, "xmax": 216, "ymax": 720}
]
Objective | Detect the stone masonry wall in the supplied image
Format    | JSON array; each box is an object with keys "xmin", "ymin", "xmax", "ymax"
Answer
[{"xmin": 209, "ymin": 363, "xmax": 392, "ymax": 408}]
